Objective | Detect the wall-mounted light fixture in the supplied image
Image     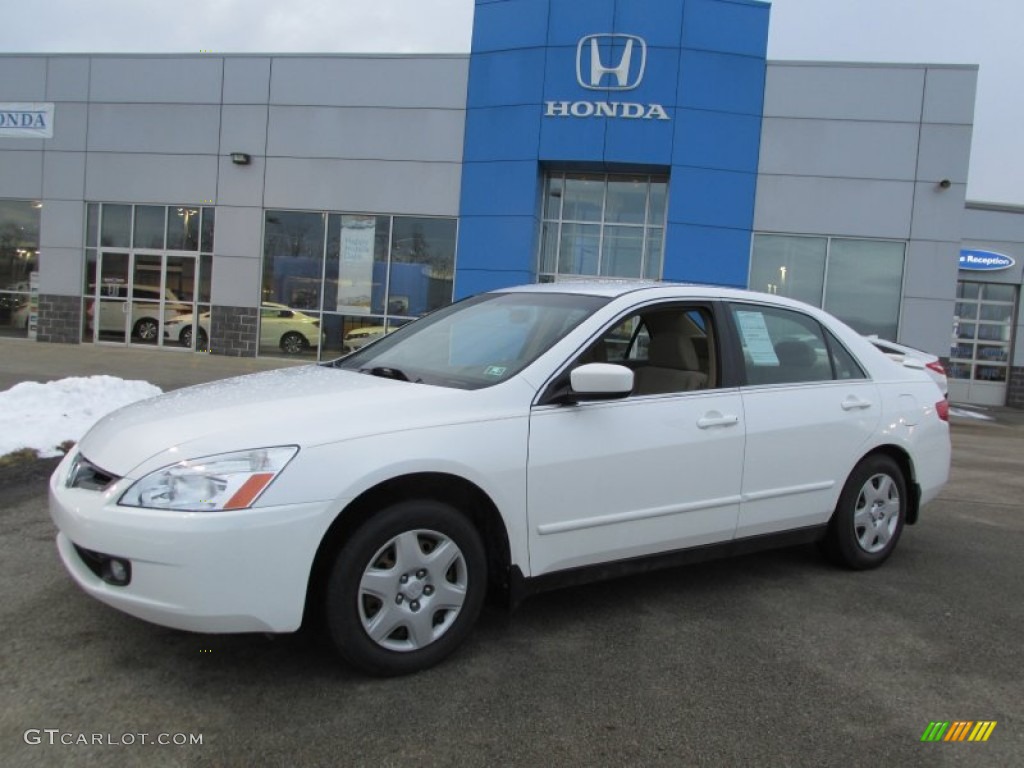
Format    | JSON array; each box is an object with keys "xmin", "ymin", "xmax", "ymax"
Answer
[
  {"xmin": 938, "ymin": 178, "xmax": 952, "ymax": 189},
  {"xmin": 230, "ymin": 152, "xmax": 252, "ymax": 165}
]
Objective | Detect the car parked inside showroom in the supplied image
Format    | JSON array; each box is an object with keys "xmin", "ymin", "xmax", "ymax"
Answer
[
  {"xmin": 164, "ymin": 301, "xmax": 324, "ymax": 354},
  {"xmin": 50, "ymin": 282, "xmax": 950, "ymax": 676}
]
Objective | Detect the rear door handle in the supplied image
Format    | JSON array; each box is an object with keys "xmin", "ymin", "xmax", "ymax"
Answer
[
  {"xmin": 697, "ymin": 412, "xmax": 739, "ymax": 429},
  {"xmin": 841, "ymin": 396, "xmax": 873, "ymax": 411}
]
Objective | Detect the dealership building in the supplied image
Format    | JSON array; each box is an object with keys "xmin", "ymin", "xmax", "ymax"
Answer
[{"xmin": 1, "ymin": 0, "xmax": 1022, "ymax": 407}]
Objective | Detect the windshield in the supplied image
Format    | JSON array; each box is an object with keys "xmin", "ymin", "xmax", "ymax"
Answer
[{"xmin": 331, "ymin": 292, "xmax": 609, "ymax": 389}]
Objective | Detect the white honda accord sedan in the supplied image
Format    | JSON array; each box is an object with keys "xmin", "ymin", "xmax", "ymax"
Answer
[{"xmin": 50, "ymin": 282, "xmax": 950, "ymax": 676}]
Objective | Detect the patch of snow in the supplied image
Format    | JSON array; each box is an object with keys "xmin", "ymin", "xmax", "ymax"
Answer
[{"xmin": 0, "ymin": 376, "xmax": 162, "ymax": 458}]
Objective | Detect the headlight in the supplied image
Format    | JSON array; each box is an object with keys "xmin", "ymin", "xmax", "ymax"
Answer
[{"xmin": 119, "ymin": 446, "xmax": 298, "ymax": 512}]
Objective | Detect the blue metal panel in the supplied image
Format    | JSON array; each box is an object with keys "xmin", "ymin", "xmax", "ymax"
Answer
[
  {"xmin": 604, "ymin": 114, "xmax": 676, "ymax": 166},
  {"xmin": 614, "ymin": 0, "xmax": 685, "ymax": 48},
  {"xmin": 473, "ymin": 0, "xmax": 552, "ymax": 52},
  {"xmin": 455, "ymin": 269, "xmax": 538, "ymax": 298},
  {"xmin": 668, "ymin": 167, "xmax": 757, "ymax": 230},
  {"xmin": 459, "ymin": 161, "xmax": 541, "ymax": 218},
  {"xmin": 456, "ymin": 216, "xmax": 539, "ymax": 272},
  {"xmin": 674, "ymin": 110, "xmax": 761, "ymax": 173},
  {"xmin": 464, "ymin": 105, "xmax": 543, "ymax": 162},
  {"xmin": 663, "ymin": 223, "xmax": 752, "ymax": 287},
  {"xmin": 677, "ymin": 50, "xmax": 766, "ymax": 115},
  {"xmin": 547, "ymin": 0, "xmax": 616, "ymax": 46},
  {"xmin": 682, "ymin": 0, "xmax": 770, "ymax": 57},
  {"xmin": 467, "ymin": 49, "xmax": 548, "ymax": 108}
]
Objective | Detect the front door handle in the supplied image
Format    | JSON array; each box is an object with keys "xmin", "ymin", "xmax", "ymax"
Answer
[
  {"xmin": 841, "ymin": 396, "xmax": 873, "ymax": 411},
  {"xmin": 697, "ymin": 411, "xmax": 739, "ymax": 429}
]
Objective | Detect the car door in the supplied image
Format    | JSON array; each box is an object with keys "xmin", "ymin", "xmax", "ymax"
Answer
[
  {"xmin": 727, "ymin": 302, "xmax": 880, "ymax": 538},
  {"xmin": 526, "ymin": 304, "xmax": 745, "ymax": 577}
]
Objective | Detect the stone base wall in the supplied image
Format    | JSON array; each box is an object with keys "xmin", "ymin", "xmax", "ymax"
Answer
[
  {"xmin": 36, "ymin": 294, "xmax": 82, "ymax": 344},
  {"xmin": 1007, "ymin": 366, "xmax": 1024, "ymax": 409},
  {"xmin": 210, "ymin": 305, "xmax": 258, "ymax": 357}
]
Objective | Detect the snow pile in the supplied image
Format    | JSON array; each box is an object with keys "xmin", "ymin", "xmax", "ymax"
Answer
[{"xmin": 0, "ymin": 376, "xmax": 162, "ymax": 459}]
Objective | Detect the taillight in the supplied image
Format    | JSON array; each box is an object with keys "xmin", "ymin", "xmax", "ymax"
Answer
[
  {"xmin": 936, "ymin": 399, "xmax": 949, "ymax": 422},
  {"xmin": 926, "ymin": 361, "xmax": 946, "ymax": 376}
]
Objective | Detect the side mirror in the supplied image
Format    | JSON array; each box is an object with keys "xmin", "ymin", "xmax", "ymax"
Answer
[{"xmin": 567, "ymin": 363, "xmax": 634, "ymax": 401}]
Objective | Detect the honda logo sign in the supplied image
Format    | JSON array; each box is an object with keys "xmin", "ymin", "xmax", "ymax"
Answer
[{"xmin": 576, "ymin": 34, "xmax": 646, "ymax": 91}]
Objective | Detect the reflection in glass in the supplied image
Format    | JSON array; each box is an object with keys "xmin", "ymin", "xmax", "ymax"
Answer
[
  {"xmin": 954, "ymin": 302, "xmax": 978, "ymax": 320},
  {"xmin": 644, "ymin": 228, "xmax": 664, "ymax": 280},
  {"xmin": 562, "ymin": 176, "xmax": 604, "ymax": 222},
  {"xmin": 602, "ymin": 226, "xmax": 643, "ymax": 277},
  {"xmin": 100, "ymin": 205, "xmax": 131, "ymax": 248},
  {"xmin": 946, "ymin": 362, "xmax": 970, "ymax": 380},
  {"xmin": 257, "ymin": 303, "xmax": 322, "ymax": 358},
  {"xmin": 558, "ymin": 223, "xmax": 600, "ymax": 275},
  {"xmin": 824, "ymin": 239, "xmax": 904, "ymax": 338},
  {"xmin": 974, "ymin": 365, "xmax": 1006, "ymax": 382},
  {"xmin": 606, "ymin": 178, "xmax": 648, "ymax": 225},
  {"xmin": 390, "ymin": 216, "xmax": 456, "ymax": 315},
  {"xmin": 982, "ymin": 283, "xmax": 1016, "ymax": 302},
  {"xmin": 977, "ymin": 323, "xmax": 1009, "ymax": 341},
  {"xmin": 133, "ymin": 206, "xmax": 165, "ymax": 249},
  {"xmin": 325, "ymin": 214, "xmax": 388, "ymax": 315},
  {"xmin": 979, "ymin": 303, "xmax": 1013, "ymax": 323},
  {"xmin": 167, "ymin": 206, "xmax": 200, "ymax": 251},
  {"xmin": 543, "ymin": 176, "xmax": 563, "ymax": 220},
  {"xmin": 201, "ymin": 207, "xmax": 215, "ymax": 253},
  {"xmin": 262, "ymin": 211, "xmax": 325, "ymax": 311},
  {"xmin": 86, "ymin": 204, "xmax": 99, "ymax": 248},
  {"xmin": 749, "ymin": 235, "xmax": 827, "ymax": 306}
]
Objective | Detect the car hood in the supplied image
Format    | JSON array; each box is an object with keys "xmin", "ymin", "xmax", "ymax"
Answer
[{"xmin": 78, "ymin": 365, "xmax": 527, "ymax": 476}]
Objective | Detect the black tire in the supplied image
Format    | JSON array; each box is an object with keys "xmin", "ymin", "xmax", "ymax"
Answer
[
  {"xmin": 325, "ymin": 500, "xmax": 486, "ymax": 676},
  {"xmin": 823, "ymin": 454, "xmax": 907, "ymax": 570},
  {"xmin": 179, "ymin": 325, "xmax": 209, "ymax": 350},
  {"xmin": 133, "ymin": 317, "xmax": 159, "ymax": 342},
  {"xmin": 280, "ymin": 331, "xmax": 308, "ymax": 355}
]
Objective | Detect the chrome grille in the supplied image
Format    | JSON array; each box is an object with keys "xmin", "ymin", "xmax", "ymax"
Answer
[{"xmin": 66, "ymin": 454, "xmax": 120, "ymax": 491}]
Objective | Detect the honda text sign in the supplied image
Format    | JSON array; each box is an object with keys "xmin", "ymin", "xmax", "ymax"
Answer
[
  {"xmin": 0, "ymin": 103, "xmax": 54, "ymax": 138},
  {"xmin": 545, "ymin": 34, "xmax": 669, "ymax": 121}
]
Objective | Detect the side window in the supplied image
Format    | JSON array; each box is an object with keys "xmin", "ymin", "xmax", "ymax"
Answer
[
  {"xmin": 826, "ymin": 330, "xmax": 867, "ymax": 380},
  {"xmin": 578, "ymin": 306, "xmax": 717, "ymax": 395},
  {"xmin": 729, "ymin": 303, "xmax": 834, "ymax": 385}
]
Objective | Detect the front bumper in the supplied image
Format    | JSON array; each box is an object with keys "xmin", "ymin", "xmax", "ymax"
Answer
[{"xmin": 49, "ymin": 453, "xmax": 335, "ymax": 634}]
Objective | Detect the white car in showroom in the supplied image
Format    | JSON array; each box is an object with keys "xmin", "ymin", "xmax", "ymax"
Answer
[
  {"xmin": 164, "ymin": 301, "xmax": 323, "ymax": 354},
  {"xmin": 50, "ymin": 283, "xmax": 950, "ymax": 676}
]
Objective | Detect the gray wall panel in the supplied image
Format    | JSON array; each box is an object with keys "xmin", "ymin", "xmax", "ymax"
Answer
[
  {"xmin": 86, "ymin": 104, "xmax": 221, "ymax": 154},
  {"xmin": 898, "ymin": 297, "xmax": 957, "ymax": 357},
  {"xmin": 223, "ymin": 58, "xmax": 271, "ymax": 104},
  {"xmin": 89, "ymin": 57, "xmax": 224, "ymax": 103},
  {"xmin": 910, "ymin": 182, "xmax": 967, "ymax": 242},
  {"xmin": 758, "ymin": 117, "xmax": 918, "ymax": 180},
  {"xmin": 753, "ymin": 175, "xmax": 914, "ymax": 238},
  {"xmin": 922, "ymin": 67, "xmax": 978, "ymax": 125},
  {"xmin": 211, "ymin": 254, "xmax": 260, "ymax": 307},
  {"xmin": 44, "ymin": 102, "xmax": 87, "ymax": 152},
  {"xmin": 46, "ymin": 57, "xmax": 91, "ymax": 101},
  {"xmin": 963, "ymin": 207, "xmax": 1024, "ymax": 243},
  {"xmin": 763, "ymin": 63, "xmax": 924, "ymax": 122},
  {"xmin": 39, "ymin": 199, "xmax": 84, "ymax": 249},
  {"xmin": 269, "ymin": 56, "xmax": 469, "ymax": 109},
  {"xmin": 266, "ymin": 106, "xmax": 464, "ymax": 161},
  {"xmin": 903, "ymin": 241, "xmax": 959, "ymax": 301},
  {"xmin": 217, "ymin": 155, "xmax": 266, "ymax": 208},
  {"xmin": 264, "ymin": 158, "xmax": 461, "ymax": 216},
  {"xmin": 0, "ymin": 150, "xmax": 43, "ymax": 197},
  {"xmin": 214, "ymin": 206, "xmax": 264, "ymax": 259},
  {"xmin": 220, "ymin": 105, "xmax": 268, "ymax": 156},
  {"xmin": 43, "ymin": 151, "xmax": 86, "ymax": 200},
  {"xmin": 39, "ymin": 245, "xmax": 84, "ymax": 296},
  {"xmin": 0, "ymin": 136, "xmax": 43, "ymax": 151},
  {"xmin": 85, "ymin": 153, "xmax": 218, "ymax": 204},
  {"xmin": 0, "ymin": 57, "xmax": 47, "ymax": 100},
  {"xmin": 916, "ymin": 124, "xmax": 972, "ymax": 186}
]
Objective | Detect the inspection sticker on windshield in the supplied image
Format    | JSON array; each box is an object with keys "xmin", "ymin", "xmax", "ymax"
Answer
[
  {"xmin": 735, "ymin": 310, "xmax": 779, "ymax": 366},
  {"xmin": 484, "ymin": 366, "xmax": 507, "ymax": 377}
]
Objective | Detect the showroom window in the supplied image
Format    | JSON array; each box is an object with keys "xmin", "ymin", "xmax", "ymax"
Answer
[
  {"xmin": 538, "ymin": 172, "xmax": 667, "ymax": 281},
  {"xmin": 83, "ymin": 203, "xmax": 214, "ymax": 349},
  {"xmin": 0, "ymin": 199, "xmax": 40, "ymax": 339},
  {"xmin": 261, "ymin": 210, "xmax": 457, "ymax": 359},
  {"xmin": 949, "ymin": 281, "xmax": 1017, "ymax": 384},
  {"xmin": 750, "ymin": 234, "xmax": 906, "ymax": 339}
]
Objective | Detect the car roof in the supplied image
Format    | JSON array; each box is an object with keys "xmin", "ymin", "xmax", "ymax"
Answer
[{"xmin": 493, "ymin": 280, "xmax": 809, "ymax": 307}]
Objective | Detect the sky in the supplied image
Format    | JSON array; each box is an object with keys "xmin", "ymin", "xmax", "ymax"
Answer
[{"xmin": 1, "ymin": 0, "xmax": 1020, "ymax": 206}]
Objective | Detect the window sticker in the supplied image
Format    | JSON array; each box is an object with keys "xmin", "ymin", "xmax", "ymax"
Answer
[
  {"xmin": 735, "ymin": 310, "xmax": 779, "ymax": 366},
  {"xmin": 484, "ymin": 366, "xmax": 507, "ymax": 377}
]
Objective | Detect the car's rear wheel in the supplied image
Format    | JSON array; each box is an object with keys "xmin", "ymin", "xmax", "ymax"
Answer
[
  {"xmin": 823, "ymin": 454, "xmax": 907, "ymax": 570},
  {"xmin": 280, "ymin": 331, "xmax": 308, "ymax": 355},
  {"xmin": 179, "ymin": 325, "xmax": 208, "ymax": 350},
  {"xmin": 133, "ymin": 317, "xmax": 159, "ymax": 342},
  {"xmin": 324, "ymin": 500, "xmax": 486, "ymax": 676}
]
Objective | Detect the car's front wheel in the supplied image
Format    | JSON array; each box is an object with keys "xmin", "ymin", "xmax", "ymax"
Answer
[
  {"xmin": 823, "ymin": 454, "xmax": 907, "ymax": 570},
  {"xmin": 133, "ymin": 317, "xmax": 159, "ymax": 342},
  {"xmin": 280, "ymin": 331, "xmax": 308, "ymax": 355},
  {"xmin": 324, "ymin": 500, "xmax": 486, "ymax": 676}
]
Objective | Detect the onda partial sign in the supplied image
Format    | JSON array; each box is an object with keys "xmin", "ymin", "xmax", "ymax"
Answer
[
  {"xmin": 545, "ymin": 35, "xmax": 670, "ymax": 121},
  {"xmin": 0, "ymin": 103, "xmax": 55, "ymax": 138},
  {"xmin": 959, "ymin": 249, "xmax": 1016, "ymax": 271}
]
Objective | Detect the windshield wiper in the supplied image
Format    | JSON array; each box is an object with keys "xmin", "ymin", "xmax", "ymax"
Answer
[{"xmin": 359, "ymin": 366, "xmax": 410, "ymax": 382}]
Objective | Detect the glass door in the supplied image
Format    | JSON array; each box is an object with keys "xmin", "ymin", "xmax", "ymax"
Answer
[
  {"xmin": 949, "ymin": 281, "xmax": 1018, "ymax": 405},
  {"xmin": 164, "ymin": 254, "xmax": 201, "ymax": 350},
  {"xmin": 93, "ymin": 252, "xmax": 130, "ymax": 343},
  {"xmin": 129, "ymin": 254, "xmax": 163, "ymax": 345}
]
